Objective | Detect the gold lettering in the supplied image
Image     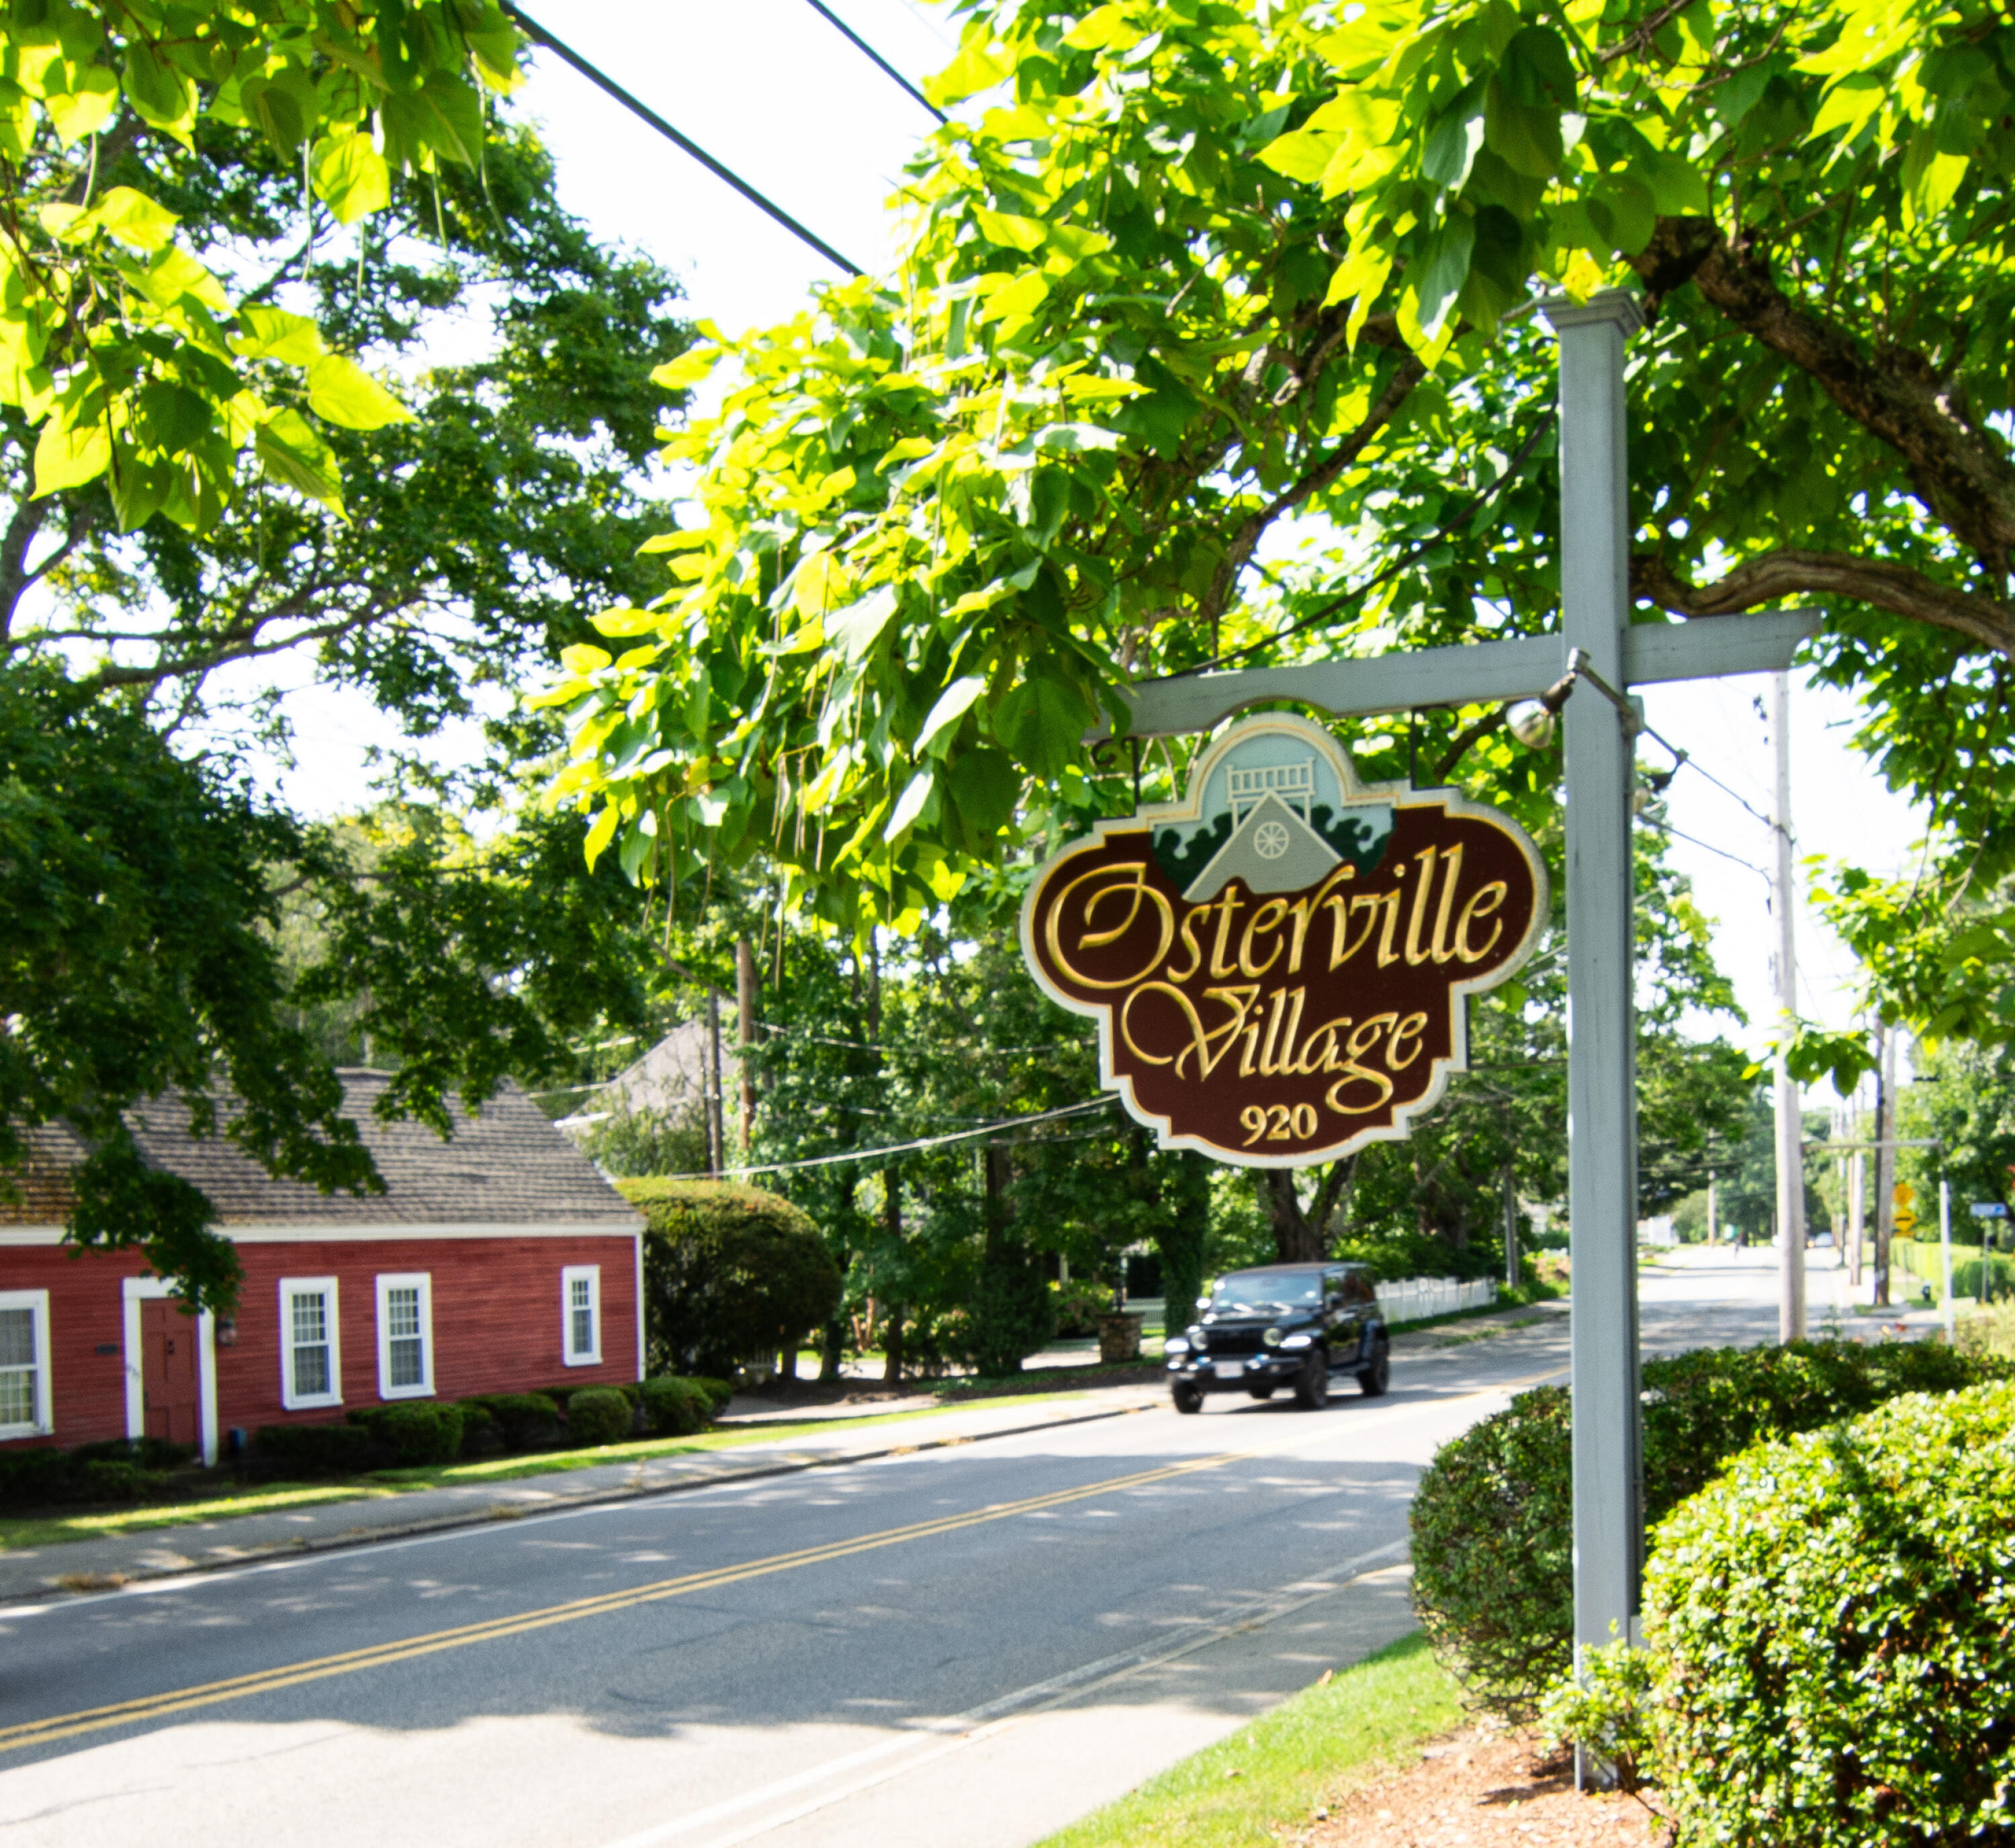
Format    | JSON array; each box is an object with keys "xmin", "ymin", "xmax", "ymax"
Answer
[
  {"xmin": 1333, "ymin": 890, "xmax": 1401, "ymax": 969},
  {"xmin": 1123, "ymin": 982, "xmax": 1257, "ymax": 1080},
  {"xmin": 1208, "ymin": 888, "xmax": 1246, "ymax": 978},
  {"xmin": 1238, "ymin": 991, "xmax": 1280, "ymax": 1076},
  {"xmin": 1292, "ymin": 866, "xmax": 1354, "ymax": 975},
  {"xmin": 1239, "ymin": 898, "xmax": 1288, "ymax": 978},
  {"xmin": 1262, "ymin": 988, "xmax": 1306, "ymax": 1076},
  {"xmin": 1429, "ymin": 842, "xmax": 1466, "ymax": 964},
  {"xmin": 1372, "ymin": 889, "xmax": 1403, "ymax": 968},
  {"xmin": 1388, "ymin": 1011, "xmax": 1429, "ymax": 1070},
  {"xmin": 1043, "ymin": 862, "xmax": 1174, "ymax": 991},
  {"xmin": 1294, "ymin": 1017, "xmax": 1347, "ymax": 1076},
  {"xmin": 1164, "ymin": 902, "xmax": 1212, "ymax": 982},
  {"xmin": 1403, "ymin": 849, "xmax": 1438, "ymax": 966},
  {"xmin": 1325, "ymin": 1013, "xmax": 1400, "ymax": 1115},
  {"xmin": 1170, "ymin": 984, "xmax": 1263, "ymax": 1080},
  {"xmin": 1456, "ymin": 882, "xmax": 1509, "ymax": 962}
]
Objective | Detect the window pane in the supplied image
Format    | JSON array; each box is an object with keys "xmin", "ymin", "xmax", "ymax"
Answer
[
  {"xmin": 294, "ymin": 1343, "xmax": 329, "ymax": 1397},
  {"xmin": 570, "ymin": 1278, "xmax": 591, "ymax": 1311},
  {"xmin": 0, "ymin": 1365, "xmax": 34, "ymax": 1426},
  {"xmin": 291, "ymin": 1292, "xmax": 326, "ymax": 1348},
  {"xmin": 0, "ymin": 1307, "xmax": 33, "ymax": 1369},
  {"xmin": 386, "ymin": 1287, "xmax": 420, "ymax": 1340},
  {"xmin": 389, "ymin": 1338, "xmax": 423, "ymax": 1388}
]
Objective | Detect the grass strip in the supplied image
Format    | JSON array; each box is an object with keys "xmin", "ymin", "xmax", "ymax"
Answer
[
  {"xmin": 0, "ymin": 1391, "xmax": 1087, "ymax": 1554},
  {"xmin": 1034, "ymin": 1630, "xmax": 1462, "ymax": 1848}
]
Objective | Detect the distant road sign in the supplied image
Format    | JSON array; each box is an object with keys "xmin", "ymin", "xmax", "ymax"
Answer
[
  {"xmin": 1972, "ymin": 1202, "xmax": 2010, "ymax": 1219},
  {"xmin": 1894, "ymin": 1209, "xmax": 1920, "ymax": 1236},
  {"xmin": 1894, "ymin": 1182, "xmax": 1916, "ymax": 1207}
]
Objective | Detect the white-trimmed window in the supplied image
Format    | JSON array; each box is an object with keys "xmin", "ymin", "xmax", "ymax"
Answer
[
  {"xmin": 374, "ymin": 1273, "xmax": 434, "ymax": 1399},
  {"xmin": 0, "ymin": 1290, "xmax": 51, "ymax": 1440},
  {"xmin": 562, "ymin": 1266, "xmax": 600, "ymax": 1367},
  {"xmin": 279, "ymin": 1277, "xmax": 342, "ymax": 1410}
]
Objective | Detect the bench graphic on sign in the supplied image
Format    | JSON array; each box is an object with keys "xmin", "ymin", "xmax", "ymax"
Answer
[{"xmin": 1020, "ymin": 714, "xmax": 1549, "ymax": 1167}]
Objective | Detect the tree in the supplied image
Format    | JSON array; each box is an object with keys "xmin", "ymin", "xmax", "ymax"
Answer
[
  {"xmin": 544, "ymin": 0, "xmax": 2015, "ymax": 1079},
  {"xmin": 0, "ymin": 7, "xmax": 694, "ymax": 1305},
  {"xmin": 1897, "ymin": 1040, "xmax": 2015, "ymax": 1217}
]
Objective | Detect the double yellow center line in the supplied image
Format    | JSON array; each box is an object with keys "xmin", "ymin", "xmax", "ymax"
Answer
[
  {"xmin": 0, "ymin": 1442, "xmax": 1263, "ymax": 1757},
  {"xmin": 1, "ymin": 1363, "xmax": 1564, "ymax": 1759}
]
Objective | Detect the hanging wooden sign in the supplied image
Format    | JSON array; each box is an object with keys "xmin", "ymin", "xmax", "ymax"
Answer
[{"xmin": 1020, "ymin": 714, "xmax": 1548, "ymax": 1166}]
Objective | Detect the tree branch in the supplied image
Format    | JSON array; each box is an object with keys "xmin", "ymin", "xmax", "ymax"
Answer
[
  {"xmin": 1631, "ymin": 217, "xmax": 2015, "ymax": 584},
  {"xmin": 1631, "ymin": 547, "xmax": 2015, "ymax": 659}
]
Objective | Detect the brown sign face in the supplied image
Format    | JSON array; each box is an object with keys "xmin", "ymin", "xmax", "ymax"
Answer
[{"xmin": 1020, "ymin": 715, "xmax": 1548, "ymax": 1167}]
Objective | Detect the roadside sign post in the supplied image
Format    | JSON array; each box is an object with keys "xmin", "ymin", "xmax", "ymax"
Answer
[
  {"xmin": 1941, "ymin": 1179, "xmax": 1955, "ymax": 1339},
  {"xmin": 1087, "ymin": 289, "xmax": 1821, "ymax": 1765}
]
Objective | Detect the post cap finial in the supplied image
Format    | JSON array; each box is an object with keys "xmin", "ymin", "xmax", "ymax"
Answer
[{"xmin": 1537, "ymin": 289, "xmax": 1646, "ymax": 336}]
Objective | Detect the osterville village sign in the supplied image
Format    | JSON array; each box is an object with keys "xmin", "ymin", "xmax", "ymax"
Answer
[{"xmin": 1020, "ymin": 714, "xmax": 1546, "ymax": 1166}]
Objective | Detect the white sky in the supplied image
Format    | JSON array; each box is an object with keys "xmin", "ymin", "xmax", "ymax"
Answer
[{"xmin": 247, "ymin": 0, "xmax": 1928, "ymax": 1091}]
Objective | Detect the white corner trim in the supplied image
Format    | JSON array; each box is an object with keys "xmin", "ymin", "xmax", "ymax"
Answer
[
  {"xmin": 373, "ymin": 1271, "xmax": 435, "ymax": 1401},
  {"xmin": 0, "ymin": 1287, "xmax": 53, "ymax": 1441},
  {"xmin": 120, "ymin": 1277, "xmax": 218, "ymax": 1467},
  {"xmin": 633, "ymin": 1232, "xmax": 645, "ymax": 1383},
  {"xmin": 278, "ymin": 1275, "xmax": 343, "ymax": 1411},
  {"xmin": 562, "ymin": 1264, "xmax": 601, "ymax": 1367}
]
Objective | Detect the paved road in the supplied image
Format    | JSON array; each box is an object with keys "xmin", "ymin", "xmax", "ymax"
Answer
[{"xmin": 0, "ymin": 1248, "xmax": 1816, "ymax": 1848}]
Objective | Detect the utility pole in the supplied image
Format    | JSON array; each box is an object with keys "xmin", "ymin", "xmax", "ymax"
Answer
[
  {"xmin": 735, "ymin": 939, "xmax": 758, "ymax": 1155},
  {"xmin": 1504, "ymin": 1166, "xmax": 1519, "ymax": 1289},
  {"xmin": 1873, "ymin": 1024, "xmax": 1895, "ymax": 1307},
  {"xmin": 1846, "ymin": 1134, "xmax": 1865, "ymax": 1290},
  {"xmin": 1707, "ymin": 1170, "xmax": 1717, "ymax": 1246},
  {"xmin": 705, "ymin": 989, "xmax": 724, "ymax": 1178},
  {"xmin": 1769, "ymin": 670, "xmax": 1807, "ymax": 1342}
]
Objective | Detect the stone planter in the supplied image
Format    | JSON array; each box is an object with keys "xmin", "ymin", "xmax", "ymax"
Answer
[{"xmin": 1096, "ymin": 1311, "xmax": 1145, "ymax": 1364}]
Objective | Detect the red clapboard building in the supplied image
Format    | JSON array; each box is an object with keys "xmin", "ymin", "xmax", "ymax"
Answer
[{"xmin": 0, "ymin": 1073, "xmax": 644, "ymax": 1465}]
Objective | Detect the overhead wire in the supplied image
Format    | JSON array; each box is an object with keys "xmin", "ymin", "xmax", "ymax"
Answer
[
  {"xmin": 501, "ymin": 3, "xmax": 865, "ymax": 277},
  {"xmin": 801, "ymin": 0, "xmax": 948, "ymax": 122}
]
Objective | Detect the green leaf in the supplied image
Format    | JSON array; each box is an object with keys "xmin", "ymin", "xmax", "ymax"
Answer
[
  {"xmin": 1413, "ymin": 214, "xmax": 1476, "ymax": 338},
  {"xmin": 312, "ymin": 130, "xmax": 392, "ymax": 226},
  {"xmin": 71, "ymin": 185, "xmax": 179, "ymax": 255},
  {"xmin": 306, "ymin": 355, "xmax": 414, "ymax": 429},
  {"xmin": 924, "ymin": 40, "xmax": 1010, "ymax": 108},
  {"xmin": 827, "ymin": 587, "xmax": 899, "ymax": 663},
  {"xmin": 122, "ymin": 40, "xmax": 195, "ymax": 143},
  {"xmin": 885, "ymin": 768, "xmax": 936, "ymax": 840},
  {"xmin": 108, "ymin": 442, "xmax": 173, "ymax": 532},
  {"xmin": 915, "ymin": 675, "xmax": 987, "ymax": 757},
  {"xmin": 975, "ymin": 207, "xmax": 1048, "ymax": 252},
  {"xmin": 33, "ymin": 407, "xmax": 110, "ymax": 495},
  {"xmin": 583, "ymin": 804, "xmax": 621, "ymax": 871},
  {"xmin": 231, "ymin": 306, "xmax": 325, "ymax": 366},
  {"xmin": 1257, "ymin": 124, "xmax": 1340, "ymax": 184},
  {"xmin": 255, "ymin": 408, "xmax": 346, "ymax": 515},
  {"xmin": 43, "ymin": 63, "xmax": 118, "ymax": 146}
]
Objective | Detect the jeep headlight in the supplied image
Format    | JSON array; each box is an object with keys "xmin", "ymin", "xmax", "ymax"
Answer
[
  {"xmin": 1280, "ymin": 1333, "xmax": 1314, "ymax": 1349},
  {"xmin": 1262, "ymin": 1327, "xmax": 1283, "ymax": 1347},
  {"xmin": 1164, "ymin": 1336, "xmax": 1189, "ymax": 1355}
]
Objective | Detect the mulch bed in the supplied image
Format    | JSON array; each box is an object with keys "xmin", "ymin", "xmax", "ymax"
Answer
[{"xmin": 1300, "ymin": 1726, "xmax": 1670, "ymax": 1847}]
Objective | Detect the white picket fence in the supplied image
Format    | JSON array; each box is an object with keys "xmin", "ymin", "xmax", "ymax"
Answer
[{"xmin": 1375, "ymin": 1277, "xmax": 1496, "ymax": 1326}]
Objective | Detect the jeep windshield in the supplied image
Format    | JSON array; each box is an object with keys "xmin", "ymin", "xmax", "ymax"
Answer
[{"xmin": 1207, "ymin": 1273, "xmax": 1325, "ymax": 1315}]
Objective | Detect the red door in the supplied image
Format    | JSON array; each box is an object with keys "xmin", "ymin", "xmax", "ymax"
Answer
[{"xmin": 141, "ymin": 1301, "xmax": 201, "ymax": 1447}]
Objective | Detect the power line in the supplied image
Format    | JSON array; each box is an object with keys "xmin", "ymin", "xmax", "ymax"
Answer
[
  {"xmin": 1640, "ymin": 815, "xmax": 1773, "ymax": 882},
  {"xmin": 801, "ymin": 0, "xmax": 947, "ymax": 122},
  {"xmin": 502, "ymin": 3, "xmax": 865, "ymax": 277},
  {"xmin": 652, "ymin": 1096, "xmax": 1119, "ymax": 1180}
]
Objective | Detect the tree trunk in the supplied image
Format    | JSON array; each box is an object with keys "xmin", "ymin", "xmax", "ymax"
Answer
[
  {"xmin": 1263, "ymin": 1170, "xmax": 1323, "ymax": 1263},
  {"xmin": 735, "ymin": 937, "xmax": 757, "ymax": 1154}
]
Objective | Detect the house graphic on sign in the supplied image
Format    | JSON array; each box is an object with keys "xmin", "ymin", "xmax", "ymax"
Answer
[{"xmin": 1182, "ymin": 784, "xmax": 1343, "ymax": 901}]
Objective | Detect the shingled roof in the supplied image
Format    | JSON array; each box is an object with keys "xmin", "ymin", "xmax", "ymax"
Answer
[{"xmin": 1, "ymin": 1072, "xmax": 640, "ymax": 1227}]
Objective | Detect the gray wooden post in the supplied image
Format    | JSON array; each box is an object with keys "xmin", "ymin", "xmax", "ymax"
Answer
[{"xmin": 1541, "ymin": 292, "xmax": 1645, "ymax": 1673}]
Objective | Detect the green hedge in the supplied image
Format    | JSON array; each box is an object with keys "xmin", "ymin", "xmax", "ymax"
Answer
[
  {"xmin": 1891, "ymin": 1237, "xmax": 2015, "ymax": 1299},
  {"xmin": 619, "ymin": 1179, "xmax": 842, "ymax": 1379},
  {"xmin": 253, "ymin": 1421, "xmax": 377, "ymax": 1475},
  {"xmin": 564, "ymin": 1386, "xmax": 633, "ymax": 1446},
  {"xmin": 346, "ymin": 1402, "xmax": 465, "ymax": 1466},
  {"xmin": 465, "ymin": 1391, "xmax": 563, "ymax": 1450},
  {"xmin": 1409, "ymin": 1339, "xmax": 2010, "ymax": 1718},
  {"xmin": 1648, "ymin": 1382, "xmax": 2015, "ymax": 1845},
  {"xmin": 0, "ymin": 1437, "xmax": 195, "ymax": 1508}
]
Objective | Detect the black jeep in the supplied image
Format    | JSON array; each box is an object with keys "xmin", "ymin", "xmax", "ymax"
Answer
[{"xmin": 1165, "ymin": 1262, "xmax": 1390, "ymax": 1412}]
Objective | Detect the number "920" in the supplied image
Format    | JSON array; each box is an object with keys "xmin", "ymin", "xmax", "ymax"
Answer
[{"xmin": 1240, "ymin": 1102, "xmax": 1319, "ymax": 1145}]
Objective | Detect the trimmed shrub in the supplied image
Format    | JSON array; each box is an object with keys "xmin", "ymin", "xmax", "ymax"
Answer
[
  {"xmin": 1410, "ymin": 1339, "xmax": 2012, "ymax": 1718},
  {"xmin": 690, "ymin": 1375, "xmax": 733, "ymax": 1414},
  {"xmin": 456, "ymin": 1401, "xmax": 502, "ymax": 1458},
  {"xmin": 1648, "ymin": 1382, "xmax": 2015, "ymax": 1845},
  {"xmin": 636, "ymin": 1376, "xmax": 708, "ymax": 1436},
  {"xmin": 564, "ymin": 1386, "xmax": 632, "ymax": 1447},
  {"xmin": 79, "ymin": 1459, "xmax": 161, "ymax": 1502},
  {"xmin": 347, "ymin": 1402, "xmax": 465, "ymax": 1467},
  {"xmin": 619, "ymin": 1179, "xmax": 842, "ymax": 1379},
  {"xmin": 253, "ymin": 1422, "xmax": 375, "ymax": 1475},
  {"xmin": 468, "ymin": 1392, "xmax": 562, "ymax": 1451},
  {"xmin": 0, "ymin": 1439, "xmax": 191, "ymax": 1508},
  {"xmin": 0, "ymin": 1447, "xmax": 76, "ymax": 1508}
]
